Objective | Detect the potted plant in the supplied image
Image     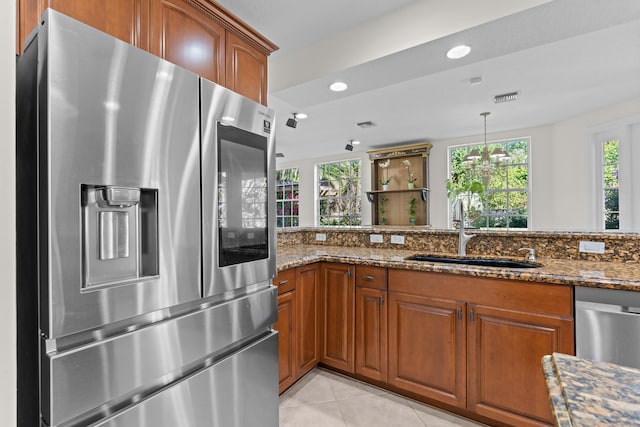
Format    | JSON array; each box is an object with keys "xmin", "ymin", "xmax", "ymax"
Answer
[
  {"xmin": 379, "ymin": 195, "xmax": 388, "ymax": 224},
  {"xmin": 379, "ymin": 159, "xmax": 391, "ymax": 190},
  {"xmin": 402, "ymin": 159, "xmax": 418, "ymax": 189},
  {"xmin": 446, "ymin": 177, "xmax": 485, "ymax": 227},
  {"xmin": 408, "ymin": 197, "xmax": 417, "ymax": 225}
]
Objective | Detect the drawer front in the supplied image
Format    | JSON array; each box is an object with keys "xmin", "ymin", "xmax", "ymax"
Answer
[
  {"xmin": 356, "ymin": 266, "xmax": 387, "ymax": 290},
  {"xmin": 274, "ymin": 268, "xmax": 296, "ymax": 294}
]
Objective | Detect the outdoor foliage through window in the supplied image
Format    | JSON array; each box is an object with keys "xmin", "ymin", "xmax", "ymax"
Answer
[
  {"xmin": 449, "ymin": 139, "xmax": 529, "ymax": 228},
  {"xmin": 317, "ymin": 160, "xmax": 361, "ymax": 226},
  {"xmin": 276, "ymin": 168, "xmax": 299, "ymax": 228},
  {"xmin": 602, "ymin": 139, "xmax": 619, "ymax": 230}
]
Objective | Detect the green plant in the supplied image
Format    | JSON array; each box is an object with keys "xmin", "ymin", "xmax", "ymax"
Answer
[
  {"xmin": 446, "ymin": 177, "xmax": 485, "ymax": 226},
  {"xmin": 408, "ymin": 197, "xmax": 417, "ymax": 218},
  {"xmin": 446, "ymin": 178, "xmax": 484, "ymax": 201},
  {"xmin": 379, "ymin": 195, "xmax": 388, "ymax": 221}
]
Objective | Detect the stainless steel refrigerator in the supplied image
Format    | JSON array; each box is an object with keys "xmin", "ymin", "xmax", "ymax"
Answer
[{"xmin": 17, "ymin": 10, "xmax": 278, "ymax": 427}]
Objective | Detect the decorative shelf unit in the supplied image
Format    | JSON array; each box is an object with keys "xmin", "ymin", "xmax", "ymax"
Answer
[{"xmin": 367, "ymin": 142, "xmax": 432, "ymax": 226}]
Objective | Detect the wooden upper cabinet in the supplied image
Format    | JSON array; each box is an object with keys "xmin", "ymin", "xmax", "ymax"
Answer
[
  {"xmin": 17, "ymin": 0, "xmax": 277, "ymax": 101},
  {"xmin": 18, "ymin": 0, "xmax": 149, "ymax": 53},
  {"xmin": 226, "ymin": 31, "xmax": 268, "ymax": 105},
  {"xmin": 150, "ymin": 0, "xmax": 225, "ymax": 85}
]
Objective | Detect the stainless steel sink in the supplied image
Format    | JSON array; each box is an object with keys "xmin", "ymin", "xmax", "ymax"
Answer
[{"xmin": 405, "ymin": 254, "xmax": 540, "ymax": 269}]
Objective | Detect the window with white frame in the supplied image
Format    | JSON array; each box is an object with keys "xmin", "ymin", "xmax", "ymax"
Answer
[
  {"xmin": 317, "ymin": 160, "xmax": 361, "ymax": 226},
  {"xmin": 276, "ymin": 168, "xmax": 299, "ymax": 228},
  {"xmin": 601, "ymin": 139, "xmax": 620, "ymax": 230},
  {"xmin": 449, "ymin": 138, "xmax": 529, "ymax": 228},
  {"xmin": 592, "ymin": 117, "xmax": 640, "ymax": 231}
]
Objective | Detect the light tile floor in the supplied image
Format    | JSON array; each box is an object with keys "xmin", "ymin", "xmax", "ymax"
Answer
[{"xmin": 279, "ymin": 368, "xmax": 488, "ymax": 427}]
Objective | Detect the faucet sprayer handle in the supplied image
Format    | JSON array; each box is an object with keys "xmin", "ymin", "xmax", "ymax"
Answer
[
  {"xmin": 452, "ymin": 199, "xmax": 463, "ymax": 223},
  {"xmin": 518, "ymin": 248, "xmax": 536, "ymax": 261}
]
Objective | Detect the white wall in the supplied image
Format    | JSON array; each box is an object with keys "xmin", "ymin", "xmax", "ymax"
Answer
[
  {"xmin": 2, "ymin": 1, "xmax": 17, "ymax": 426},
  {"xmin": 279, "ymin": 97, "xmax": 640, "ymax": 231}
]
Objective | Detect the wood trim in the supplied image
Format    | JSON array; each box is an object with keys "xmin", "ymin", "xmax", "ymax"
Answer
[{"xmin": 187, "ymin": 0, "xmax": 277, "ymax": 54}]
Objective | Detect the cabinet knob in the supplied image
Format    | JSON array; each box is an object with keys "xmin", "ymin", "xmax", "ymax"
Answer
[{"xmin": 379, "ymin": 296, "xmax": 384, "ymax": 305}]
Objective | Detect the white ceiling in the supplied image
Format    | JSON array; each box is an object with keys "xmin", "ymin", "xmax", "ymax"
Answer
[{"xmin": 216, "ymin": 0, "xmax": 640, "ymax": 162}]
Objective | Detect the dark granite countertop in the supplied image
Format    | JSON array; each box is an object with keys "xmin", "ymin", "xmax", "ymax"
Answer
[
  {"xmin": 277, "ymin": 244, "xmax": 640, "ymax": 290},
  {"xmin": 542, "ymin": 353, "xmax": 640, "ymax": 426}
]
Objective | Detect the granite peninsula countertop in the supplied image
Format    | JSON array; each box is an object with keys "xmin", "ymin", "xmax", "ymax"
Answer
[
  {"xmin": 542, "ymin": 353, "xmax": 640, "ymax": 426},
  {"xmin": 277, "ymin": 244, "xmax": 640, "ymax": 290}
]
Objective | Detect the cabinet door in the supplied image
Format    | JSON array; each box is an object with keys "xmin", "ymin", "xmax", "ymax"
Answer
[
  {"xmin": 274, "ymin": 290, "xmax": 296, "ymax": 394},
  {"xmin": 296, "ymin": 263, "xmax": 320, "ymax": 376},
  {"xmin": 18, "ymin": 0, "xmax": 149, "ymax": 54},
  {"xmin": 467, "ymin": 304, "xmax": 574, "ymax": 427},
  {"xmin": 320, "ymin": 263, "xmax": 355, "ymax": 373},
  {"xmin": 225, "ymin": 31, "xmax": 268, "ymax": 105},
  {"xmin": 150, "ymin": 0, "xmax": 225, "ymax": 84},
  {"xmin": 388, "ymin": 292, "xmax": 466, "ymax": 408},
  {"xmin": 355, "ymin": 287, "xmax": 387, "ymax": 382}
]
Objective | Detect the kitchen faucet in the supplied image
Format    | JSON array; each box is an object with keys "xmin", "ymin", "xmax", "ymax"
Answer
[{"xmin": 452, "ymin": 199, "xmax": 475, "ymax": 256}]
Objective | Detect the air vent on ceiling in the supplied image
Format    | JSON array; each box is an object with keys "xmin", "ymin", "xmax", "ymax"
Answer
[
  {"xmin": 494, "ymin": 91, "xmax": 519, "ymax": 104},
  {"xmin": 355, "ymin": 121, "xmax": 377, "ymax": 129},
  {"xmin": 276, "ymin": 153, "xmax": 285, "ymax": 158}
]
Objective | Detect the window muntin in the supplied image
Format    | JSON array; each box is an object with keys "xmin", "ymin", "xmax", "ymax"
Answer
[
  {"xmin": 449, "ymin": 138, "xmax": 529, "ymax": 228},
  {"xmin": 276, "ymin": 168, "xmax": 300, "ymax": 228},
  {"xmin": 317, "ymin": 160, "xmax": 361, "ymax": 226}
]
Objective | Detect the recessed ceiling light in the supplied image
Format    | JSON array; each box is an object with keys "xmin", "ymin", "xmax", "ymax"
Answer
[
  {"xmin": 446, "ymin": 45, "xmax": 471, "ymax": 59},
  {"xmin": 329, "ymin": 82, "xmax": 348, "ymax": 92},
  {"xmin": 351, "ymin": 140, "xmax": 361, "ymax": 145},
  {"xmin": 295, "ymin": 113, "xmax": 308, "ymax": 119}
]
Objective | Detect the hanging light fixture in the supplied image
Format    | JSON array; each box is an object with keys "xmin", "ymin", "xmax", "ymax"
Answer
[{"xmin": 462, "ymin": 112, "xmax": 510, "ymax": 186}]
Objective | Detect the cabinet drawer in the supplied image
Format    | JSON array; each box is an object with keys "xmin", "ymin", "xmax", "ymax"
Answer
[
  {"xmin": 274, "ymin": 268, "xmax": 296, "ymax": 294},
  {"xmin": 356, "ymin": 266, "xmax": 387, "ymax": 290}
]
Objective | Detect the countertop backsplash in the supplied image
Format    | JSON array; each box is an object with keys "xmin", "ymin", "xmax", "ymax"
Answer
[{"xmin": 277, "ymin": 227, "xmax": 640, "ymax": 263}]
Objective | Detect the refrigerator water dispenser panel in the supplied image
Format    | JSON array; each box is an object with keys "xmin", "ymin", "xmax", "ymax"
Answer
[{"xmin": 82, "ymin": 185, "xmax": 159, "ymax": 290}]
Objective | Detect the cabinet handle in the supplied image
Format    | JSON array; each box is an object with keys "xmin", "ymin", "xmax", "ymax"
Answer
[
  {"xmin": 363, "ymin": 275, "xmax": 375, "ymax": 280},
  {"xmin": 457, "ymin": 308, "xmax": 462, "ymax": 320},
  {"xmin": 348, "ymin": 269, "xmax": 352, "ymax": 278},
  {"xmin": 379, "ymin": 296, "xmax": 384, "ymax": 305},
  {"xmin": 278, "ymin": 280, "xmax": 288, "ymax": 285},
  {"xmin": 470, "ymin": 309, "xmax": 475, "ymax": 322}
]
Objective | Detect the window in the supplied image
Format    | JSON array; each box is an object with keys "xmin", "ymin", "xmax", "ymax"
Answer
[
  {"xmin": 276, "ymin": 168, "xmax": 299, "ymax": 228},
  {"xmin": 601, "ymin": 139, "xmax": 620, "ymax": 229},
  {"xmin": 317, "ymin": 160, "xmax": 361, "ymax": 226},
  {"xmin": 449, "ymin": 138, "xmax": 529, "ymax": 228}
]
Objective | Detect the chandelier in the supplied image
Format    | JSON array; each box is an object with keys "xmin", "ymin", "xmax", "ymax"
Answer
[{"xmin": 461, "ymin": 112, "xmax": 510, "ymax": 187}]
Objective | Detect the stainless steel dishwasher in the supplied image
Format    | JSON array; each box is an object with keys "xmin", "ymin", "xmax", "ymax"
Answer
[{"xmin": 576, "ymin": 287, "xmax": 640, "ymax": 369}]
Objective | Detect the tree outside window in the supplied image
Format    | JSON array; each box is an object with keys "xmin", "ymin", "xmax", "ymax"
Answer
[
  {"xmin": 602, "ymin": 139, "xmax": 620, "ymax": 230},
  {"xmin": 276, "ymin": 168, "xmax": 299, "ymax": 228},
  {"xmin": 449, "ymin": 139, "xmax": 529, "ymax": 228},
  {"xmin": 317, "ymin": 160, "xmax": 361, "ymax": 226}
]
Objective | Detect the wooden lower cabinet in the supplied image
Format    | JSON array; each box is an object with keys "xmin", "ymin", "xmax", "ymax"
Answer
[
  {"xmin": 320, "ymin": 263, "xmax": 355, "ymax": 372},
  {"xmin": 388, "ymin": 292, "xmax": 466, "ymax": 407},
  {"xmin": 274, "ymin": 290, "xmax": 296, "ymax": 394},
  {"xmin": 467, "ymin": 304, "xmax": 574, "ymax": 427},
  {"xmin": 296, "ymin": 263, "xmax": 320, "ymax": 376},
  {"xmin": 355, "ymin": 286, "xmax": 388, "ymax": 382},
  {"xmin": 274, "ymin": 263, "xmax": 574, "ymax": 426},
  {"xmin": 388, "ymin": 269, "xmax": 574, "ymax": 426}
]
